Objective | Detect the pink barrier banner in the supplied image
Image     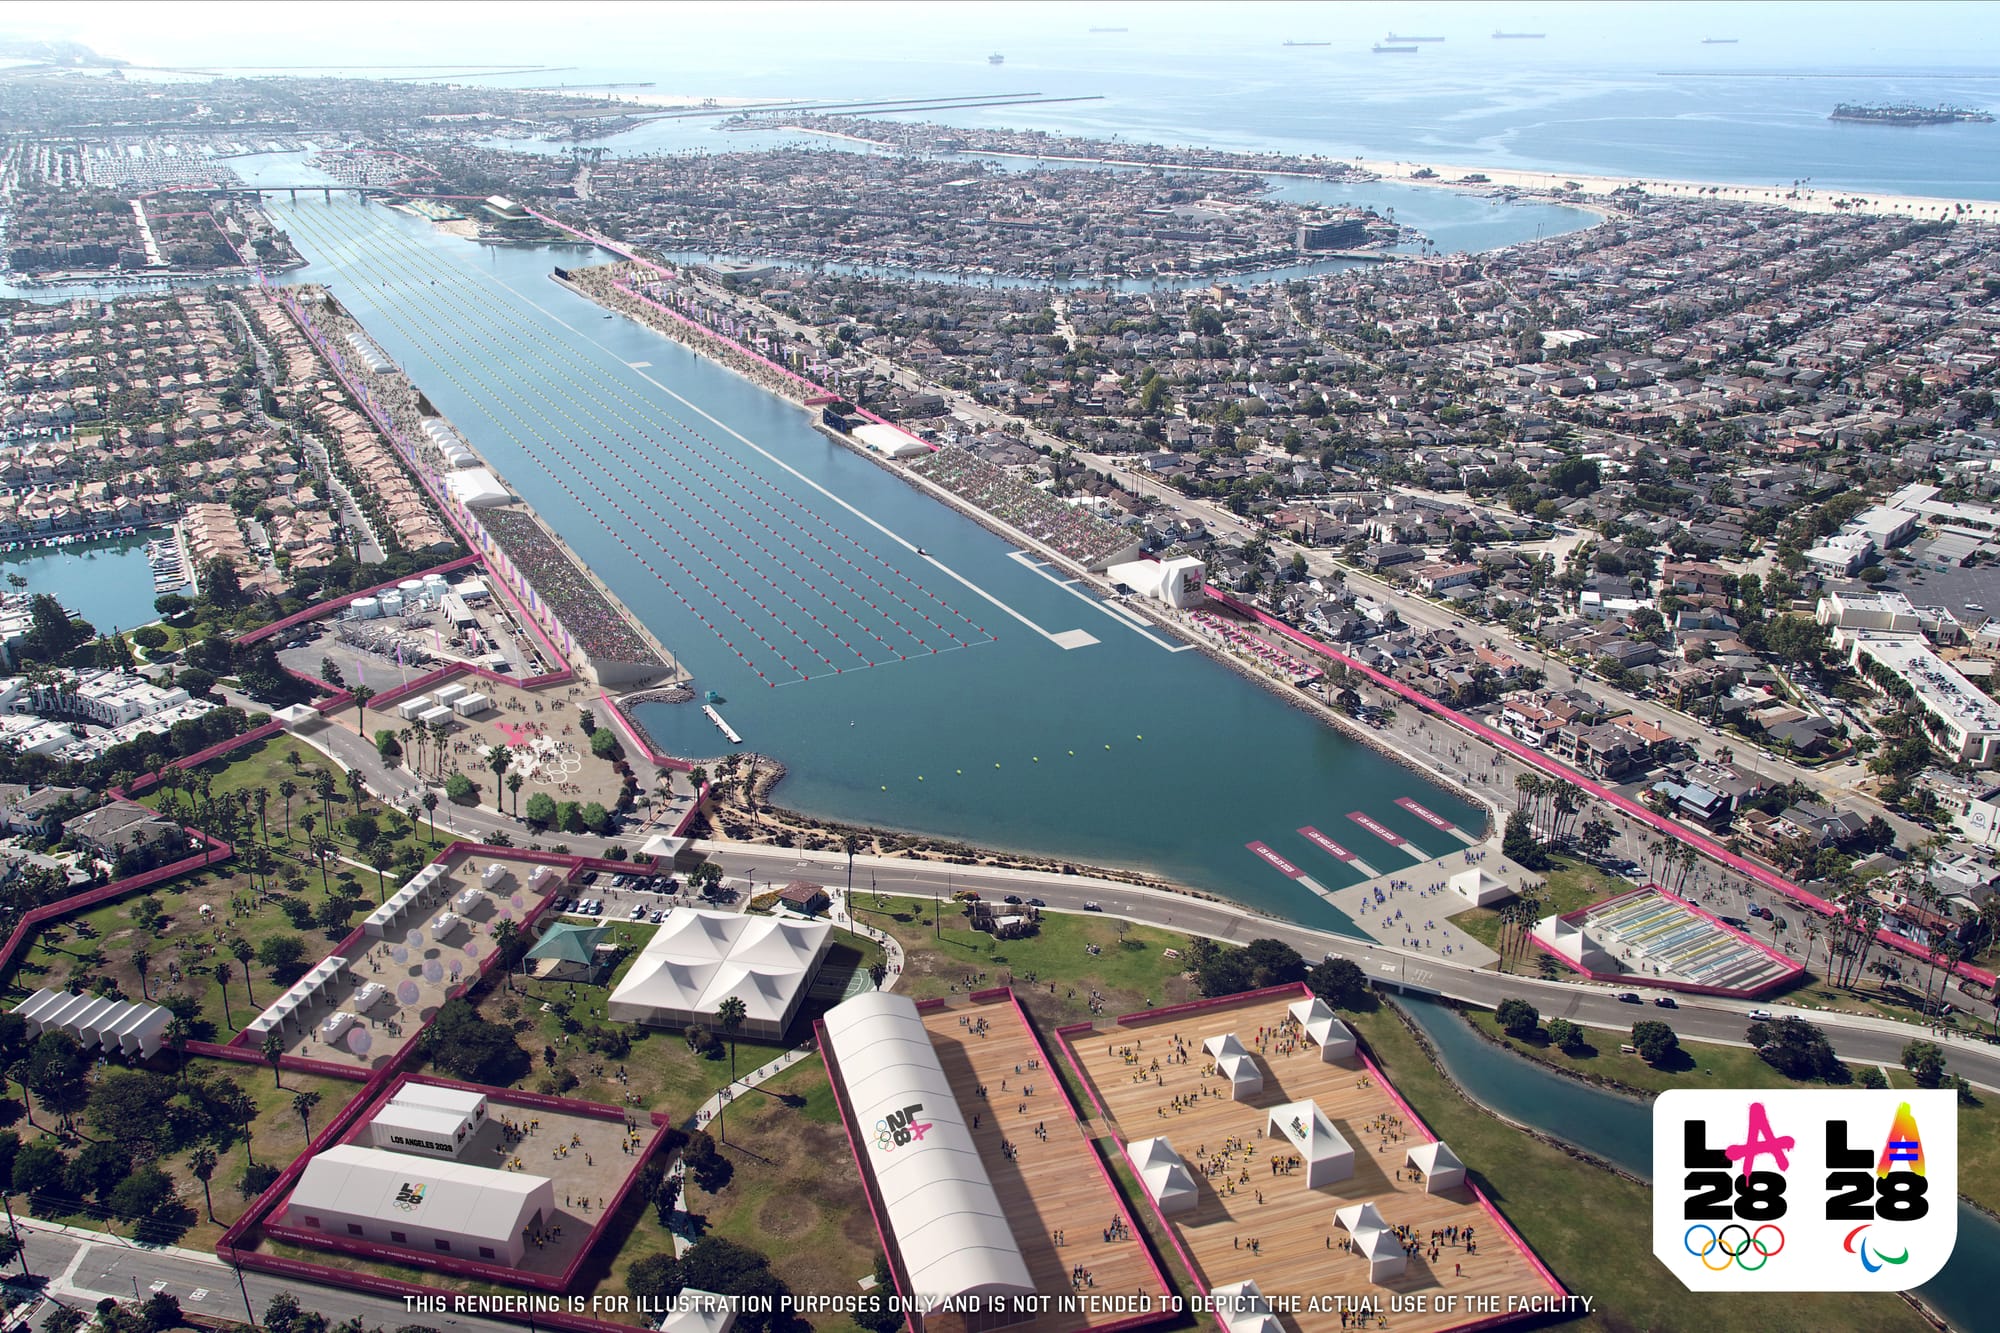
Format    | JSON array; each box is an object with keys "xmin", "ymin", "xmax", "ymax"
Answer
[
  {"xmin": 1395, "ymin": 797, "xmax": 1459, "ymax": 833},
  {"xmin": 1349, "ymin": 811, "xmax": 1408, "ymax": 847},
  {"xmin": 1298, "ymin": 826, "xmax": 1356, "ymax": 861},
  {"xmin": 1246, "ymin": 841, "xmax": 1305, "ymax": 878}
]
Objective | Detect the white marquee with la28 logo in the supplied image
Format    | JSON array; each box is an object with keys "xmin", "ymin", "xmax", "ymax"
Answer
[{"xmin": 1652, "ymin": 1088, "xmax": 1956, "ymax": 1291}]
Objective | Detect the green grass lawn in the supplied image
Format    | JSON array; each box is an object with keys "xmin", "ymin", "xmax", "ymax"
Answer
[
  {"xmin": 1451, "ymin": 855, "xmax": 1626, "ymax": 973},
  {"xmin": 3, "ymin": 857, "xmax": 375, "ymax": 1043},
  {"xmin": 16, "ymin": 1056, "xmax": 357, "ymax": 1253},
  {"xmin": 876, "ymin": 900, "xmax": 1198, "ymax": 1027},
  {"xmin": 1467, "ymin": 1006, "xmax": 2000, "ymax": 1218},
  {"xmin": 1346, "ymin": 1005, "xmax": 1932, "ymax": 1333}
]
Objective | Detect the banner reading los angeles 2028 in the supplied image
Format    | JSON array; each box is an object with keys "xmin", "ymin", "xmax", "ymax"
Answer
[{"xmin": 1653, "ymin": 1089, "xmax": 1956, "ymax": 1291}]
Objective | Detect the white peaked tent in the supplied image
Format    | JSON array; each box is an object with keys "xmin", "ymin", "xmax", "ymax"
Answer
[
  {"xmin": 1203, "ymin": 1033, "xmax": 1264, "ymax": 1099},
  {"xmin": 608, "ymin": 910, "xmax": 832, "ymax": 1039},
  {"xmin": 1210, "ymin": 1281, "xmax": 1282, "ymax": 1333},
  {"xmin": 1265, "ymin": 1099, "xmax": 1354, "ymax": 1187},
  {"xmin": 1354, "ymin": 1225, "xmax": 1408, "ymax": 1284},
  {"xmin": 1287, "ymin": 996, "xmax": 1357, "ymax": 1061},
  {"xmin": 12, "ymin": 990, "xmax": 169, "ymax": 1057},
  {"xmin": 1335, "ymin": 1201, "xmax": 1389, "ymax": 1235},
  {"xmin": 1124, "ymin": 1137, "xmax": 1199, "ymax": 1216},
  {"xmin": 1405, "ymin": 1141, "xmax": 1467, "ymax": 1193}
]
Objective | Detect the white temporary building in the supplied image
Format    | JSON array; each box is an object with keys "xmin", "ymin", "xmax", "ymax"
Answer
[
  {"xmin": 429, "ymin": 911, "xmax": 464, "ymax": 943},
  {"xmin": 1449, "ymin": 867, "xmax": 1513, "ymax": 907},
  {"xmin": 397, "ymin": 697, "xmax": 432, "ymax": 721},
  {"xmin": 417, "ymin": 705, "xmax": 456, "ymax": 727},
  {"xmin": 452, "ymin": 693, "xmax": 491, "ymax": 717},
  {"xmin": 284, "ymin": 1143, "xmax": 555, "ymax": 1267},
  {"xmin": 820, "ymin": 991, "xmax": 1033, "ymax": 1310},
  {"xmin": 1354, "ymin": 1226, "xmax": 1408, "ymax": 1284},
  {"xmin": 1203, "ymin": 1033, "xmax": 1264, "ymax": 1100},
  {"xmin": 13, "ymin": 989, "xmax": 169, "ymax": 1057},
  {"xmin": 364, "ymin": 863, "xmax": 450, "ymax": 938},
  {"xmin": 1287, "ymin": 996, "xmax": 1357, "ymax": 1062},
  {"xmin": 1124, "ymin": 1137, "xmax": 1199, "ymax": 1217},
  {"xmin": 658, "ymin": 1290, "xmax": 738, "ymax": 1333},
  {"xmin": 243, "ymin": 957, "xmax": 348, "ymax": 1038},
  {"xmin": 352, "ymin": 982, "xmax": 389, "ymax": 1014},
  {"xmin": 1209, "ymin": 1281, "xmax": 1282, "ymax": 1333},
  {"xmin": 1265, "ymin": 1099, "xmax": 1354, "ymax": 1187},
  {"xmin": 850, "ymin": 422, "xmax": 930, "ymax": 460},
  {"xmin": 1106, "ymin": 555, "xmax": 1207, "ymax": 609},
  {"xmin": 1405, "ymin": 1141, "xmax": 1466, "ymax": 1193},
  {"xmin": 433, "ymin": 683, "xmax": 469, "ymax": 705},
  {"xmin": 607, "ymin": 909, "xmax": 833, "ymax": 1040},
  {"xmin": 445, "ymin": 468, "xmax": 511, "ymax": 510},
  {"xmin": 370, "ymin": 1100, "xmax": 478, "ymax": 1161},
  {"xmin": 321, "ymin": 1011, "xmax": 356, "ymax": 1045},
  {"xmin": 480, "ymin": 863, "xmax": 512, "ymax": 890},
  {"xmin": 391, "ymin": 1082, "xmax": 489, "ymax": 1127}
]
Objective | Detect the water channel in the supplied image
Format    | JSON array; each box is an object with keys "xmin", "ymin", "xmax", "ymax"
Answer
[{"xmin": 1398, "ymin": 994, "xmax": 1986, "ymax": 1331}]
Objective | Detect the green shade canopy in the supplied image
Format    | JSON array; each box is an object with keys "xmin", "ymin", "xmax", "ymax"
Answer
[{"xmin": 526, "ymin": 921, "xmax": 611, "ymax": 965}]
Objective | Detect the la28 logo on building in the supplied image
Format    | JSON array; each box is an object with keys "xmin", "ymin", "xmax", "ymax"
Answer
[{"xmin": 1653, "ymin": 1090, "xmax": 1956, "ymax": 1291}]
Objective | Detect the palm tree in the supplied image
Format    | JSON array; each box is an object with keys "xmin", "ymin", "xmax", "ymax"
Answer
[
  {"xmin": 368, "ymin": 844, "xmax": 393, "ymax": 902},
  {"xmin": 262, "ymin": 1029, "xmax": 285, "ymax": 1087},
  {"xmin": 345, "ymin": 767, "xmax": 365, "ymax": 817},
  {"xmin": 294, "ymin": 1088, "xmax": 322, "ymax": 1143},
  {"xmin": 191, "ymin": 1145, "xmax": 219, "ymax": 1222},
  {"xmin": 487, "ymin": 744, "xmax": 513, "ymax": 807},
  {"xmin": 427, "ymin": 720, "xmax": 451, "ymax": 780},
  {"xmin": 717, "ymin": 994, "xmax": 746, "ymax": 1085},
  {"xmin": 233, "ymin": 938, "xmax": 256, "ymax": 1003},
  {"xmin": 401, "ymin": 726, "xmax": 420, "ymax": 775},
  {"xmin": 214, "ymin": 961, "xmax": 235, "ymax": 1030},
  {"xmin": 253, "ymin": 785, "xmax": 270, "ymax": 852},
  {"xmin": 421, "ymin": 790, "xmax": 439, "ymax": 844},
  {"xmin": 164, "ymin": 1015, "xmax": 189, "ymax": 1086},
  {"xmin": 308, "ymin": 833, "xmax": 333, "ymax": 894},
  {"xmin": 507, "ymin": 772, "xmax": 524, "ymax": 817},
  {"xmin": 313, "ymin": 770, "xmax": 336, "ymax": 825},
  {"xmin": 132, "ymin": 945, "xmax": 151, "ymax": 1000},
  {"xmin": 277, "ymin": 779, "xmax": 298, "ymax": 841},
  {"xmin": 350, "ymin": 683, "xmax": 376, "ymax": 733}
]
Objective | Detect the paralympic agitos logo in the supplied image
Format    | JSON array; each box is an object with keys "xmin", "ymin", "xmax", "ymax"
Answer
[{"xmin": 1653, "ymin": 1090, "xmax": 1957, "ymax": 1291}]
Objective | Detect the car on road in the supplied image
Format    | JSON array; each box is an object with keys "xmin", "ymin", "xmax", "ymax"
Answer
[
  {"xmin": 1617, "ymin": 992, "xmax": 1642, "ymax": 1004},
  {"xmin": 1654, "ymin": 996, "xmax": 1678, "ymax": 1008},
  {"xmin": 1027, "ymin": 897, "xmax": 1046, "ymax": 908},
  {"xmin": 1084, "ymin": 901, "xmax": 1102, "ymax": 911},
  {"xmin": 1748, "ymin": 1009, "xmax": 1774, "ymax": 1022},
  {"xmin": 1003, "ymin": 895, "xmax": 1022, "ymax": 904}
]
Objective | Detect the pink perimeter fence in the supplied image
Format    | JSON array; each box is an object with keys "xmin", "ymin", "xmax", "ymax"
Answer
[{"xmin": 1204, "ymin": 588, "xmax": 1995, "ymax": 989}]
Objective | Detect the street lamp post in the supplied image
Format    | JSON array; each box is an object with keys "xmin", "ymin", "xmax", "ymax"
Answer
[{"xmin": 2, "ymin": 1193, "xmax": 27, "ymax": 1279}]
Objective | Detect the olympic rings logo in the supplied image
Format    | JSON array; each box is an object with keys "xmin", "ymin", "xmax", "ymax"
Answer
[
  {"xmin": 1685, "ymin": 1223, "xmax": 1784, "ymax": 1271},
  {"xmin": 873, "ymin": 1120, "xmax": 896, "ymax": 1152}
]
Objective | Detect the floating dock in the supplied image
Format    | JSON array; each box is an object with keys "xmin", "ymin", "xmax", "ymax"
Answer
[{"xmin": 703, "ymin": 704, "xmax": 743, "ymax": 745}]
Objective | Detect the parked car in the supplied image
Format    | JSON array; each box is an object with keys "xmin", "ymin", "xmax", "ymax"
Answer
[
  {"xmin": 1617, "ymin": 992, "xmax": 1642, "ymax": 1004},
  {"xmin": 649, "ymin": 910, "xmax": 666, "ymax": 924},
  {"xmin": 630, "ymin": 903, "xmax": 648, "ymax": 920}
]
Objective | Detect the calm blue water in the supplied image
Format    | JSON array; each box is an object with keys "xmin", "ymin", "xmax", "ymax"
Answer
[
  {"xmin": 1399, "ymin": 996, "xmax": 1987, "ymax": 1332},
  {"xmin": 471, "ymin": 41, "xmax": 2000, "ymax": 202},
  {"xmin": 0, "ymin": 532, "xmax": 173, "ymax": 634},
  {"xmin": 260, "ymin": 194, "xmax": 1493, "ymax": 923}
]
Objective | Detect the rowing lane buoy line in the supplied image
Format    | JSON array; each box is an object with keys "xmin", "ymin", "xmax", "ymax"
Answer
[{"xmin": 276, "ymin": 199, "xmax": 993, "ymax": 685}]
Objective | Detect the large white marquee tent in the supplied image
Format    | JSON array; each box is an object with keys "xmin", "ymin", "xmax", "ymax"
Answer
[{"xmin": 607, "ymin": 910, "xmax": 832, "ymax": 1039}]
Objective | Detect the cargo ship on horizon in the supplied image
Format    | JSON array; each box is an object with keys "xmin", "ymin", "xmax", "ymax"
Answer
[
  {"xmin": 1493, "ymin": 31, "xmax": 1546, "ymax": 39},
  {"xmin": 1387, "ymin": 34, "xmax": 1446, "ymax": 42},
  {"xmin": 1372, "ymin": 42, "xmax": 1420, "ymax": 54},
  {"xmin": 1283, "ymin": 40, "xmax": 1332, "ymax": 47}
]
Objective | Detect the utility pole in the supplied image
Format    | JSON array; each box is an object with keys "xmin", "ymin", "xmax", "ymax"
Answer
[
  {"xmin": 2, "ymin": 1193, "xmax": 27, "ymax": 1279},
  {"xmin": 229, "ymin": 1246, "xmax": 257, "ymax": 1329}
]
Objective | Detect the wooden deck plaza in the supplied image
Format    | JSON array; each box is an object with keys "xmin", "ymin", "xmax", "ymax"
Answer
[
  {"xmin": 1060, "ymin": 992, "xmax": 1560, "ymax": 1333},
  {"xmin": 918, "ymin": 993, "xmax": 1172, "ymax": 1333}
]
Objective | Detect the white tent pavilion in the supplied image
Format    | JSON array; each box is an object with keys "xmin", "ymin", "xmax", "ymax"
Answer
[
  {"xmin": 1287, "ymin": 996, "xmax": 1357, "ymax": 1061},
  {"xmin": 1210, "ymin": 1280, "xmax": 1282, "ymax": 1333},
  {"xmin": 1265, "ymin": 1099, "xmax": 1354, "ymax": 1187},
  {"xmin": 1405, "ymin": 1141, "xmax": 1467, "ymax": 1193},
  {"xmin": 1203, "ymin": 1033, "xmax": 1264, "ymax": 1099},
  {"xmin": 1335, "ymin": 1201, "xmax": 1389, "ymax": 1236},
  {"xmin": 1124, "ymin": 1137, "xmax": 1199, "ymax": 1216},
  {"xmin": 1354, "ymin": 1226, "xmax": 1408, "ymax": 1284}
]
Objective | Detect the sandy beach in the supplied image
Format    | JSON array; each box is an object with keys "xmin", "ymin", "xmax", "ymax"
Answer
[{"xmin": 1353, "ymin": 156, "xmax": 2000, "ymax": 222}]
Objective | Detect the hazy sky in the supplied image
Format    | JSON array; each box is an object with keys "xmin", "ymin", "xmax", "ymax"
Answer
[{"xmin": 14, "ymin": 2, "xmax": 2000, "ymax": 72}]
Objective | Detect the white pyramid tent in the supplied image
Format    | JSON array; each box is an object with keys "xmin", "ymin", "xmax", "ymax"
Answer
[
  {"xmin": 1354, "ymin": 1225, "xmax": 1408, "ymax": 1283},
  {"xmin": 1124, "ymin": 1137, "xmax": 1199, "ymax": 1216},
  {"xmin": 1210, "ymin": 1280, "xmax": 1282, "ymax": 1333},
  {"xmin": 1406, "ymin": 1140, "xmax": 1466, "ymax": 1193},
  {"xmin": 1265, "ymin": 1099, "xmax": 1354, "ymax": 1187},
  {"xmin": 1287, "ymin": 996, "xmax": 1357, "ymax": 1061},
  {"xmin": 1203, "ymin": 1032, "xmax": 1264, "ymax": 1100}
]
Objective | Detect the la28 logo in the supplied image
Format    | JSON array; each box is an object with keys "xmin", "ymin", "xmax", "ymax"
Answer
[{"xmin": 1653, "ymin": 1089, "xmax": 1956, "ymax": 1291}]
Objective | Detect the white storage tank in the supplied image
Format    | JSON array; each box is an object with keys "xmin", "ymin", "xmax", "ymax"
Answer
[
  {"xmin": 379, "ymin": 592, "xmax": 404, "ymax": 616},
  {"xmin": 399, "ymin": 579, "xmax": 427, "ymax": 596},
  {"xmin": 423, "ymin": 573, "xmax": 449, "ymax": 595},
  {"xmin": 350, "ymin": 597, "xmax": 381, "ymax": 620}
]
